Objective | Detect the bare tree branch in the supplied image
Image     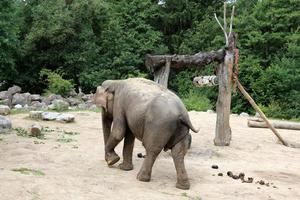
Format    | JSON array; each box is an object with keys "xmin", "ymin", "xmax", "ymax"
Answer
[
  {"xmin": 214, "ymin": 13, "xmax": 228, "ymax": 46},
  {"xmin": 223, "ymin": 2, "xmax": 227, "ymax": 35},
  {"xmin": 229, "ymin": 6, "xmax": 235, "ymax": 37}
]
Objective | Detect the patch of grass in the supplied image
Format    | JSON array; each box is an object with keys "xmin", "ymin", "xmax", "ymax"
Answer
[
  {"xmin": 181, "ymin": 193, "xmax": 202, "ymax": 200},
  {"xmin": 12, "ymin": 168, "xmax": 45, "ymax": 176},
  {"xmin": 10, "ymin": 109, "xmax": 30, "ymax": 115},
  {"xmin": 63, "ymin": 130, "xmax": 80, "ymax": 135},
  {"xmin": 0, "ymin": 138, "xmax": 3, "ymax": 141},
  {"xmin": 14, "ymin": 127, "xmax": 45, "ymax": 139},
  {"xmin": 33, "ymin": 140, "xmax": 45, "ymax": 144},
  {"xmin": 56, "ymin": 135, "xmax": 75, "ymax": 143}
]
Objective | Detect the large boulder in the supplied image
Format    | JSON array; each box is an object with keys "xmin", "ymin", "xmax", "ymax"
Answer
[
  {"xmin": 41, "ymin": 112, "xmax": 61, "ymax": 121},
  {"xmin": 7, "ymin": 85, "xmax": 21, "ymax": 95},
  {"xmin": 67, "ymin": 97, "xmax": 83, "ymax": 106},
  {"xmin": 42, "ymin": 94, "xmax": 63, "ymax": 105},
  {"xmin": 82, "ymin": 94, "xmax": 93, "ymax": 102},
  {"xmin": 30, "ymin": 101, "xmax": 47, "ymax": 110},
  {"xmin": 0, "ymin": 91, "xmax": 8, "ymax": 100},
  {"xmin": 41, "ymin": 112, "xmax": 74, "ymax": 123},
  {"xmin": 0, "ymin": 105, "xmax": 10, "ymax": 115},
  {"xmin": 0, "ymin": 115, "xmax": 12, "ymax": 133},
  {"xmin": 12, "ymin": 93, "xmax": 31, "ymax": 106},
  {"xmin": 30, "ymin": 94, "xmax": 42, "ymax": 102}
]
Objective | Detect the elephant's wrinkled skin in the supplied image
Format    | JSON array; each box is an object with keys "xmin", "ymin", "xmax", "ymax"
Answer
[{"xmin": 94, "ymin": 78, "xmax": 198, "ymax": 190}]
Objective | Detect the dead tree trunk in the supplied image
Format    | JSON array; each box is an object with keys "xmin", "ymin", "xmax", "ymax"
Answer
[
  {"xmin": 154, "ymin": 57, "xmax": 171, "ymax": 87},
  {"xmin": 213, "ymin": 4, "xmax": 235, "ymax": 146}
]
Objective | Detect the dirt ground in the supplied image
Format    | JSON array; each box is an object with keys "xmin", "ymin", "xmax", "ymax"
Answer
[{"xmin": 0, "ymin": 111, "xmax": 299, "ymax": 200}]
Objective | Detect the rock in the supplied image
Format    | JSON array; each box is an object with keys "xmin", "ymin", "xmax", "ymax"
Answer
[
  {"xmin": 7, "ymin": 85, "xmax": 21, "ymax": 95},
  {"xmin": 227, "ymin": 171, "xmax": 233, "ymax": 177},
  {"xmin": 42, "ymin": 94, "xmax": 63, "ymax": 105},
  {"xmin": 82, "ymin": 94, "xmax": 93, "ymax": 101},
  {"xmin": 55, "ymin": 113, "xmax": 75, "ymax": 123},
  {"xmin": 67, "ymin": 89, "xmax": 77, "ymax": 97},
  {"xmin": 29, "ymin": 111, "xmax": 43, "ymax": 119},
  {"xmin": 78, "ymin": 103, "xmax": 88, "ymax": 110},
  {"xmin": 137, "ymin": 153, "xmax": 146, "ymax": 158},
  {"xmin": 88, "ymin": 104, "xmax": 97, "ymax": 110},
  {"xmin": 231, "ymin": 113, "xmax": 238, "ymax": 117},
  {"xmin": 0, "ymin": 91, "xmax": 8, "ymax": 100},
  {"xmin": 29, "ymin": 123, "xmax": 42, "ymax": 137},
  {"xmin": 218, "ymin": 173, "xmax": 223, "ymax": 176},
  {"xmin": 30, "ymin": 101, "xmax": 47, "ymax": 110},
  {"xmin": 14, "ymin": 104, "xmax": 23, "ymax": 109},
  {"xmin": 206, "ymin": 109, "xmax": 215, "ymax": 114},
  {"xmin": 255, "ymin": 112, "xmax": 261, "ymax": 118},
  {"xmin": 0, "ymin": 115, "xmax": 12, "ymax": 133},
  {"xmin": 239, "ymin": 112, "xmax": 249, "ymax": 117},
  {"xmin": 30, "ymin": 94, "xmax": 42, "ymax": 102},
  {"xmin": 238, "ymin": 172, "xmax": 245, "ymax": 179},
  {"xmin": 12, "ymin": 93, "xmax": 31, "ymax": 106},
  {"xmin": 41, "ymin": 112, "xmax": 75, "ymax": 123},
  {"xmin": 50, "ymin": 99, "xmax": 69, "ymax": 111},
  {"xmin": 0, "ymin": 105, "xmax": 10, "ymax": 115},
  {"xmin": 42, "ymin": 112, "xmax": 61, "ymax": 121},
  {"xmin": 67, "ymin": 97, "xmax": 83, "ymax": 106}
]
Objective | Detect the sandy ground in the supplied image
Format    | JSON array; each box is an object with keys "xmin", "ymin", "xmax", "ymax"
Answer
[{"xmin": 0, "ymin": 111, "xmax": 300, "ymax": 200}]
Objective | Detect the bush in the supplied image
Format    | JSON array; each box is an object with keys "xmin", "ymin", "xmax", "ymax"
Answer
[
  {"xmin": 40, "ymin": 69, "xmax": 74, "ymax": 96},
  {"xmin": 182, "ymin": 90, "xmax": 213, "ymax": 111}
]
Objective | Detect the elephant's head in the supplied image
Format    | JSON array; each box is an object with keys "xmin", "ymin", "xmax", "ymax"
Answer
[{"xmin": 94, "ymin": 80, "xmax": 117, "ymax": 113}]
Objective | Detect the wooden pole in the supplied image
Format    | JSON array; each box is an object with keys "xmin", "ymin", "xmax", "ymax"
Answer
[
  {"xmin": 153, "ymin": 57, "xmax": 171, "ymax": 87},
  {"xmin": 236, "ymin": 79, "xmax": 289, "ymax": 146}
]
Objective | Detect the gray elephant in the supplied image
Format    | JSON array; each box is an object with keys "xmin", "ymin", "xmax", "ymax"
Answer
[{"xmin": 94, "ymin": 78, "xmax": 198, "ymax": 190}]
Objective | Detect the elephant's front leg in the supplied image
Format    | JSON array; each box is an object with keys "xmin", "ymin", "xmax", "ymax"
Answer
[
  {"xmin": 119, "ymin": 129, "xmax": 135, "ymax": 171},
  {"xmin": 105, "ymin": 116, "xmax": 126, "ymax": 166}
]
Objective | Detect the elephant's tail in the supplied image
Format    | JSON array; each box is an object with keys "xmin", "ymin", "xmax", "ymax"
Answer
[{"xmin": 180, "ymin": 115, "xmax": 199, "ymax": 133}]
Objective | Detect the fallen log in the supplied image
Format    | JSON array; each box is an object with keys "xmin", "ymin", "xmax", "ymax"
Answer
[{"xmin": 248, "ymin": 120, "xmax": 300, "ymax": 131}]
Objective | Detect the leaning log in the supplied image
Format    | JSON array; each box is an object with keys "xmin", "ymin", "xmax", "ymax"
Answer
[
  {"xmin": 248, "ymin": 120, "xmax": 300, "ymax": 131},
  {"xmin": 145, "ymin": 49, "xmax": 225, "ymax": 73}
]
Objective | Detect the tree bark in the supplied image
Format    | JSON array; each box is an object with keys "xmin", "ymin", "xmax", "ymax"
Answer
[
  {"xmin": 214, "ymin": 35, "xmax": 235, "ymax": 146},
  {"xmin": 248, "ymin": 119, "xmax": 300, "ymax": 130},
  {"xmin": 153, "ymin": 57, "xmax": 171, "ymax": 87},
  {"xmin": 145, "ymin": 49, "xmax": 225, "ymax": 73}
]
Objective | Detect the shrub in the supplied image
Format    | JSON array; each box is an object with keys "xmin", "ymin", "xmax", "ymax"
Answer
[
  {"xmin": 40, "ymin": 69, "xmax": 74, "ymax": 96},
  {"xmin": 182, "ymin": 90, "xmax": 213, "ymax": 111}
]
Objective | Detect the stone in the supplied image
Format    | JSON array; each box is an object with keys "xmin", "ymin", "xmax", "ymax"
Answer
[
  {"xmin": 7, "ymin": 85, "xmax": 21, "ymax": 95},
  {"xmin": 82, "ymin": 94, "xmax": 93, "ymax": 101},
  {"xmin": 68, "ymin": 89, "xmax": 77, "ymax": 97},
  {"xmin": 29, "ymin": 123, "xmax": 42, "ymax": 137},
  {"xmin": 42, "ymin": 94, "xmax": 63, "ymax": 105},
  {"xmin": 78, "ymin": 103, "xmax": 88, "ymax": 110},
  {"xmin": 30, "ymin": 101, "xmax": 47, "ymax": 110},
  {"xmin": 206, "ymin": 109, "xmax": 215, "ymax": 114},
  {"xmin": 0, "ymin": 91, "xmax": 8, "ymax": 100},
  {"xmin": 41, "ymin": 112, "xmax": 60, "ymax": 121},
  {"xmin": 12, "ymin": 93, "xmax": 31, "ymax": 106},
  {"xmin": 0, "ymin": 115, "xmax": 12, "ymax": 133},
  {"xmin": 14, "ymin": 104, "xmax": 23, "ymax": 109},
  {"xmin": 67, "ymin": 97, "xmax": 83, "ymax": 106},
  {"xmin": 239, "ymin": 112, "xmax": 249, "ymax": 117},
  {"xmin": 30, "ymin": 94, "xmax": 42, "ymax": 102},
  {"xmin": 29, "ymin": 111, "xmax": 43, "ymax": 119},
  {"xmin": 0, "ymin": 105, "xmax": 10, "ymax": 115},
  {"xmin": 231, "ymin": 113, "xmax": 238, "ymax": 117},
  {"xmin": 55, "ymin": 113, "xmax": 75, "ymax": 123}
]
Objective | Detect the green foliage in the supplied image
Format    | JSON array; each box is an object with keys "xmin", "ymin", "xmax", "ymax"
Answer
[
  {"xmin": 40, "ymin": 69, "xmax": 74, "ymax": 96},
  {"xmin": 183, "ymin": 90, "xmax": 213, "ymax": 111}
]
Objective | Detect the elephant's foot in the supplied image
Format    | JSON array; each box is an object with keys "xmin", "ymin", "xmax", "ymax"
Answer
[
  {"xmin": 105, "ymin": 152, "xmax": 120, "ymax": 166},
  {"xmin": 176, "ymin": 180, "xmax": 190, "ymax": 190},
  {"xmin": 137, "ymin": 171, "xmax": 151, "ymax": 182},
  {"xmin": 119, "ymin": 162, "xmax": 133, "ymax": 171}
]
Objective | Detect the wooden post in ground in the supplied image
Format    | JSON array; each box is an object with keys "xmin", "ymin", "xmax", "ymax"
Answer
[{"xmin": 213, "ymin": 4, "xmax": 235, "ymax": 146}]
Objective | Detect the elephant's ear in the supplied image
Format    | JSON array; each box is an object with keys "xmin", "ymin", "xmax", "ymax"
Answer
[{"xmin": 94, "ymin": 86, "xmax": 108, "ymax": 111}]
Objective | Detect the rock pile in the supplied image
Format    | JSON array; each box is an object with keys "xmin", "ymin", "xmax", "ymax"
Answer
[{"xmin": 0, "ymin": 85, "xmax": 96, "ymax": 111}]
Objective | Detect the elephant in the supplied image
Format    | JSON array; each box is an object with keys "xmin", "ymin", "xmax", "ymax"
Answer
[{"xmin": 94, "ymin": 78, "xmax": 198, "ymax": 190}]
